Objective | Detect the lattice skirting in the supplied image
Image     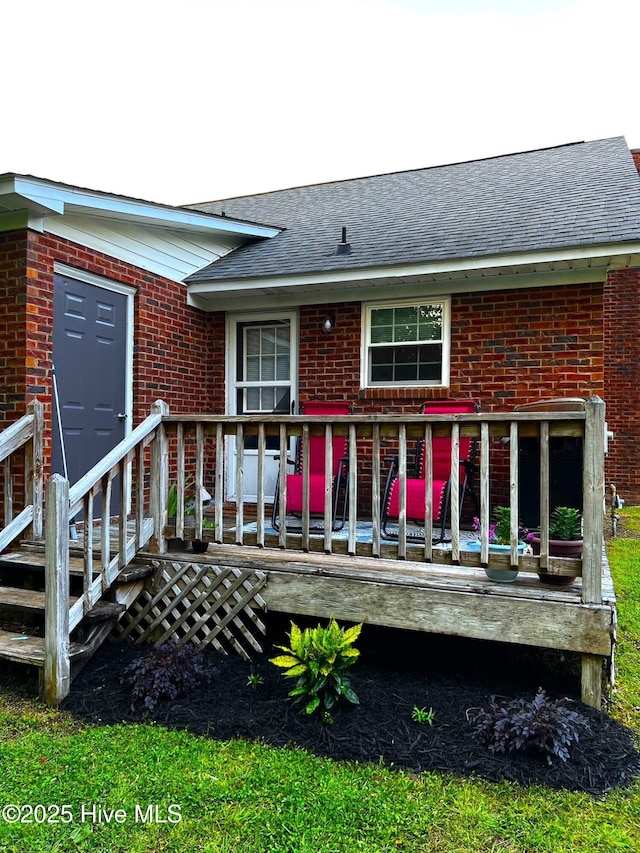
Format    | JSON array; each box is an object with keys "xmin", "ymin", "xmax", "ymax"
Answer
[{"xmin": 117, "ymin": 560, "xmax": 267, "ymax": 658}]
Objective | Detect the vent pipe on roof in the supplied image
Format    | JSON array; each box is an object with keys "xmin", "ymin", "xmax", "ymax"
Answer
[{"xmin": 336, "ymin": 226, "xmax": 352, "ymax": 255}]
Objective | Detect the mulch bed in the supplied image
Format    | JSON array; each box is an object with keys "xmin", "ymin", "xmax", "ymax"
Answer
[{"xmin": 60, "ymin": 619, "xmax": 640, "ymax": 796}]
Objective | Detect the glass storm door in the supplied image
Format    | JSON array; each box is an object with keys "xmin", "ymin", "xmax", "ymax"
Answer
[{"xmin": 227, "ymin": 313, "xmax": 297, "ymax": 503}]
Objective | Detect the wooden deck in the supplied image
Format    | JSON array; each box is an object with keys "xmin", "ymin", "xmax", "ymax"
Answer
[
  {"xmin": 141, "ymin": 539, "xmax": 615, "ymax": 659},
  {"xmin": 0, "ymin": 397, "xmax": 617, "ymax": 708}
]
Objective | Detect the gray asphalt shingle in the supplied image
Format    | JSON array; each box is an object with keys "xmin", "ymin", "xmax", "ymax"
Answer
[{"xmin": 185, "ymin": 137, "xmax": 640, "ymax": 283}]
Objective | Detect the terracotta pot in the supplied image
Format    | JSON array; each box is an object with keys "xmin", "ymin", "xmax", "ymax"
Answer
[{"xmin": 529, "ymin": 535, "xmax": 582, "ymax": 586}]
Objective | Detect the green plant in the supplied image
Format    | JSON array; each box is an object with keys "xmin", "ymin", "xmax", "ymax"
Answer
[
  {"xmin": 548, "ymin": 506, "xmax": 582, "ymax": 541},
  {"xmin": 270, "ymin": 618, "xmax": 362, "ymax": 722},
  {"xmin": 474, "ymin": 506, "xmax": 528, "ymax": 545},
  {"xmin": 411, "ymin": 705, "xmax": 435, "ymax": 725},
  {"xmin": 247, "ymin": 672, "xmax": 264, "ymax": 688},
  {"xmin": 469, "ymin": 688, "xmax": 590, "ymax": 764},
  {"xmin": 167, "ymin": 478, "xmax": 195, "ymax": 518},
  {"xmin": 121, "ymin": 641, "xmax": 214, "ymax": 714}
]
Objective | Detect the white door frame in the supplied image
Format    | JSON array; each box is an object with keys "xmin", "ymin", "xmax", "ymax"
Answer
[
  {"xmin": 53, "ymin": 262, "xmax": 135, "ymax": 511},
  {"xmin": 53, "ymin": 262, "xmax": 135, "ymax": 433},
  {"xmin": 225, "ymin": 309, "xmax": 299, "ymax": 502}
]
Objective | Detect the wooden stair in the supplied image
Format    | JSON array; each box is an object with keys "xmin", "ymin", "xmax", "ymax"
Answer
[
  {"xmin": 0, "ymin": 542, "xmax": 154, "ymax": 673},
  {"xmin": 0, "ymin": 630, "xmax": 92, "ymax": 667}
]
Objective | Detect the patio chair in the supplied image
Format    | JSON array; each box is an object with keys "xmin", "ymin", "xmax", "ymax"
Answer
[
  {"xmin": 271, "ymin": 400, "xmax": 353, "ymax": 533},
  {"xmin": 381, "ymin": 399, "xmax": 479, "ymax": 543}
]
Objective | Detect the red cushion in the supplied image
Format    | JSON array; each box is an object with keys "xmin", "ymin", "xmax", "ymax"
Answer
[
  {"xmin": 286, "ymin": 474, "xmax": 333, "ymax": 514},
  {"xmin": 386, "ymin": 478, "xmax": 448, "ymax": 522}
]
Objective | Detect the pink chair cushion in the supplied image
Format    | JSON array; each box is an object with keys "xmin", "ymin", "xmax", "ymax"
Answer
[
  {"xmin": 385, "ymin": 478, "xmax": 448, "ymax": 522},
  {"xmin": 285, "ymin": 474, "xmax": 333, "ymax": 514}
]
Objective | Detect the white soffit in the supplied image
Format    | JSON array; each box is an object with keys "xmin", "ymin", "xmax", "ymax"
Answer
[{"xmin": 0, "ymin": 174, "xmax": 280, "ymax": 283}]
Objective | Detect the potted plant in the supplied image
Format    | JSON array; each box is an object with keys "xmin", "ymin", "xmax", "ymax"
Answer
[
  {"xmin": 192, "ymin": 517, "xmax": 216, "ymax": 554},
  {"xmin": 529, "ymin": 506, "xmax": 582, "ymax": 586},
  {"xmin": 167, "ymin": 479, "xmax": 213, "ymax": 552},
  {"xmin": 467, "ymin": 506, "xmax": 528, "ymax": 583}
]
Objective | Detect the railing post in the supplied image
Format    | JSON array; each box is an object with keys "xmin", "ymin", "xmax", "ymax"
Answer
[
  {"xmin": 26, "ymin": 400, "xmax": 44, "ymax": 540},
  {"xmin": 150, "ymin": 400, "xmax": 170, "ymax": 554},
  {"xmin": 43, "ymin": 474, "xmax": 70, "ymax": 704},
  {"xmin": 581, "ymin": 395, "xmax": 606, "ymax": 708},
  {"xmin": 582, "ymin": 396, "xmax": 605, "ymax": 604}
]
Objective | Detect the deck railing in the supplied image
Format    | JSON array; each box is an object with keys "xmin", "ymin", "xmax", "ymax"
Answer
[
  {"xmin": 159, "ymin": 396, "xmax": 605, "ymax": 600},
  {"xmin": 43, "ymin": 403, "xmax": 164, "ymax": 702},
  {"xmin": 0, "ymin": 400, "xmax": 43, "ymax": 552},
  {"xmin": 38, "ymin": 396, "xmax": 606, "ymax": 703}
]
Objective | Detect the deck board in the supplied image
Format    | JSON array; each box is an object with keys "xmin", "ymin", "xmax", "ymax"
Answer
[
  {"xmin": 0, "ymin": 586, "xmax": 78, "ymax": 612},
  {"xmin": 0, "ymin": 630, "xmax": 90, "ymax": 666},
  {"xmin": 139, "ymin": 542, "xmax": 616, "ymax": 658}
]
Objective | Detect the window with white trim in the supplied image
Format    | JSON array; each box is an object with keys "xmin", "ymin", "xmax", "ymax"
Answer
[{"xmin": 363, "ymin": 299, "xmax": 450, "ymax": 387}]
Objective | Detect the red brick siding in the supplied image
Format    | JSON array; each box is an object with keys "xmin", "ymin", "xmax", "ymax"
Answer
[
  {"xmin": 632, "ymin": 151, "xmax": 640, "ymax": 172},
  {"xmin": 296, "ymin": 284, "xmax": 604, "ymax": 412},
  {"xmin": 0, "ymin": 231, "xmax": 28, "ymax": 419},
  {"xmin": 294, "ymin": 284, "xmax": 606, "ymax": 511},
  {"xmin": 604, "ymin": 268, "xmax": 640, "ymax": 503},
  {"xmin": 4, "ymin": 230, "xmax": 220, "ymax": 474}
]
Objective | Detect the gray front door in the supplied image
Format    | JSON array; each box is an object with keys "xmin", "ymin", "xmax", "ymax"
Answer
[{"xmin": 52, "ymin": 274, "xmax": 128, "ymax": 502}]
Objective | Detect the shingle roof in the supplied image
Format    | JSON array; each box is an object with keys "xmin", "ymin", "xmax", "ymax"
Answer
[{"xmin": 185, "ymin": 137, "xmax": 640, "ymax": 283}]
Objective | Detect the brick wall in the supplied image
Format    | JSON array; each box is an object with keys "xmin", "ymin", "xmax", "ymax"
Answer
[
  {"xmin": 0, "ymin": 231, "xmax": 28, "ymax": 419},
  {"xmin": 1, "ymin": 229, "xmax": 221, "ymax": 474},
  {"xmin": 296, "ymin": 284, "xmax": 604, "ymax": 412},
  {"xmin": 293, "ymin": 283, "xmax": 607, "ymax": 511},
  {"xmin": 604, "ymin": 268, "xmax": 640, "ymax": 504}
]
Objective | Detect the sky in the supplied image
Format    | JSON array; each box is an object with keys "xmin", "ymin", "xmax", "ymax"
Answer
[{"xmin": 2, "ymin": 0, "xmax": 639, "ymax": 206}]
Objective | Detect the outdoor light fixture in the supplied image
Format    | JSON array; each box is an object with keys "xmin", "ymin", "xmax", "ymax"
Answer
[{"xmin": 323, "ymin": 313, "xmax": 336, "ymax": 333}]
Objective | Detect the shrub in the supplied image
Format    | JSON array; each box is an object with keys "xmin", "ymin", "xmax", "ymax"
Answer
[
  {"xmin": 121, "ymin": 641, "xmax": 214, "ymax": 713},
  {"xmin": 470, "ymin": 688, "xmax": 590, "ymax": 764},
  {"xmin": 270, "ymin": 618, "xmax": 362, "ymax": 722}
]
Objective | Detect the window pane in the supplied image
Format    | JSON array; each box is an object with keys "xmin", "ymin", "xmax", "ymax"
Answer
[
  {"xmin": 245, "ymin": 355, "xmax": 261, "ymax": 382},
  {"xmin": 370, "ymin": 308, "xmax": 394, "ymax": 344},
  {"xmin": 369, "ymin": 343, "xmax": 442, "ymax": 384},
  {"xmin": 418, "ymin": 305, "xmax": 443, "ymax": 341},
  {"xmin": 393, "ymin": 306, "xmax": 418, "ymax": 343},
  {"xmin": 276, "ymin": 354, "xmax": 289, "ymax": 381},
  {"xmin": 245, "ymin": 388, "xmax": 261, "ymax": 411},
  {"xmin": 418, "ymin": 344, "xmax": 443, "ymax": 380},
  {"xmin": 261, "ymin": 355, "xmax": 275, "ymax": 381}
]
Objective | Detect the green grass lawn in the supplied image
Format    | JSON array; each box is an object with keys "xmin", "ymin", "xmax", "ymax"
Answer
[{"xmin": 1, "ymin": 514, "xmax": 639, "ymax": 853}]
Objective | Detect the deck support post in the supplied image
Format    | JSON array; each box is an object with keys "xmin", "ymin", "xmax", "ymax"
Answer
[
  {"xmin": 43, "ymin": 474, "xmax": 70, "ymax": 705},
  {"xmin": 150, "ymin": 400, "xmax": 170, "ymax": 554},
  {"xmin": 581, "ymin": 653, "xmax": 604, "ymax": 709},
  {"xmin": 580, "ymin": 395, "xmax": 606, "ymax": 708}
]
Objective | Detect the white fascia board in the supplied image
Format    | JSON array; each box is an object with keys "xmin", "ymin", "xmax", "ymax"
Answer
[
  {"xmin": 187, "ymin": 241, "xmax": 640, "ymax": 298},
  {"xmin": 187, "ymin": 265, "xmax": 609, "ymax": 312},
  {"xmin": 2, "ymin": 175, "xmax": 280, "ymax": 239}
]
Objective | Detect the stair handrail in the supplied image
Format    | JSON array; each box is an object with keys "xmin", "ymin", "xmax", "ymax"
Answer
[
  {"xmin": 0, "ymin": 400, "xmax": 43, "ymax": 551},
  {"xmin": 68, "ymin": 408, "xmax": 163, "ymax": 517},
  {"xmin": 44, "ymin": 402, "xmax": 168, "ymax": 704}
]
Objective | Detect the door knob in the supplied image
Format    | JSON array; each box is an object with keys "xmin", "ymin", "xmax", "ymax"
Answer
[{"xmin": 117, "ymin": 413, "xmax": 128, "ymax": 420}]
